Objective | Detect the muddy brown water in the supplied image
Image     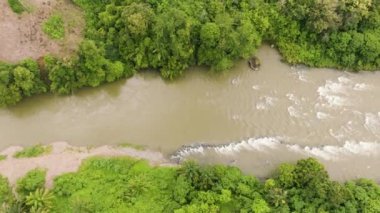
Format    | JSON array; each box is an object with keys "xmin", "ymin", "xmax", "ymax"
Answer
[{"xmin": 1, "ymin": 45, "xmax": 380, "ymax": 181}]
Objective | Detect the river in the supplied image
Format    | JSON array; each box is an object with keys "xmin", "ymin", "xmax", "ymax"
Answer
[{"xmin": 1, "ymin": 45, "xmax": 380, "ymax": 181}]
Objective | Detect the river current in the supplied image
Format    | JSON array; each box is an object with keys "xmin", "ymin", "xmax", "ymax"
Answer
[{"xmin": 1, "ymin": 45, "xmax": 380, "ymax": 180}]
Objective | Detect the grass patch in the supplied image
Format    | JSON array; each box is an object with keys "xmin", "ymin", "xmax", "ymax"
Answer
[
  {"xmin": 118, "ymin": 142, "xmax": 145, "ymax": 150},
  {"xmin": 0, "ymin": 155, "xmax": 6, "ymax": 161},
  {"xmin": 7, "ymin": 0, "xmax": 26, "ymax": 14},
  {"xmin": 42, "ymin": 15, "xmax": 65, "ymax": 39},
  {"xmin": 13, "ymin": 145, "xmax": 51, "ymax": 158}
]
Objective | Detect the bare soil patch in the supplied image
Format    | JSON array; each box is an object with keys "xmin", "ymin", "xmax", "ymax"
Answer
[
  {"xmin": 0, "ymin": 142, "xmax": 175, "ymax": 187},
  {"xmin": 0, "ymin": 0, "xmax": 84, "ymax": 62}
]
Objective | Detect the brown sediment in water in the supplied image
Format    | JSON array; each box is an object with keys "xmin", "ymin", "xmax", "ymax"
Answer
[
  {"xmin": 0, "ymin": 142, "xmax": 175, "ymax": 187},
  {"xmin": 1, "ymin": 46, "xmax": 380, "ymax": 182}
]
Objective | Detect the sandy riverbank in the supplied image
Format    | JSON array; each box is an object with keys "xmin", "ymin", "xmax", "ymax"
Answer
[{"xmin": 0, "ymin": 142, "xmax": 175, "ymax": 187}]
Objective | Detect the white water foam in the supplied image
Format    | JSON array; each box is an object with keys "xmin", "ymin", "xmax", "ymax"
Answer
[
  {"xmin": 171, "ymin": 137, "xmax": 282, "ymax": 160},
  {"xmin": 291, "ymin": 65, "xmax": 309, "ymax": 82},
  {"xmin": 316, "ymin": 112, "xmax": 330, "ymax": 119},
  {"xmin": 329, "ymin": 129, "xmax": 345, "ymax": 141},
  {"xmin": 256, "ymin": 96, "xmax": 277, "ymax": 110},
  {"xmin": 288, "ymin": 141, "xmax": 380, "ymax": 160},
  {"xmin": 364, "ymin": 113, "xmax": 380, "ymax": 138},
  {"xmin": 288, "ymin": 106, "xmax": 301, "ymax": 118},
  {"xmin": 286, "ymin": 94, "xmax": 305, "ymax": 118},
  {"xmin": 172, "ymin": 138, "xmax": 380, "ymax": 162},
  {"xmin": 173, "ymin": 146, "xmax": 205, "ymax": 159},
  {"xmin": 354, "ymin": 83, "xmax": 370, "ymax": 91},
  {"xmin": 296, "ymin": 69, "xmax": 309, "ymax": 82},
  {"xmin": 317, "ymin": 76, "xmax": 352, "ymax": 107},
  {"xmin": 286, "ymin": 93, "xmax": 301, "ymax": 105},
  {"xmin": 328, "ymin": 120, "xmax": 360, "ymax": 142},
  {"xmin": 252, "ymin": 85, "xmax": 260, "ymax": 90},
  {"xmin": 231, "ymin": 78, "xmax": 240, "ymax": 85},
  {"xmin": 338, "ymin": 76, "xmax": 351, "ymax": 84},
  {"xmin": 317, "ymin": 76, "xmax": 372, "ymax": 107},
  {"xmin": 317, "ymin": 79, "xmax": 348, "ymax": 107},
  {"xmin": 214, "ymin": 137, "xmax": 280, "ymax": 155}
]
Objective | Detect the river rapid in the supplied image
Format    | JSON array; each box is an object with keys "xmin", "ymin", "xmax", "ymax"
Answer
[{"xmin": 1, "ymin": 45, "xmax": 380, "ymax": 181}]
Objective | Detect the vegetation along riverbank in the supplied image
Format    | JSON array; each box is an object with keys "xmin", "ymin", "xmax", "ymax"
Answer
[
  {"xmin": 1, "ymin": 1, "xmax": 380, "ymax": 211},
  {"xmin": 0, "ymin": 143, "xmax": 379, "ymax": 212},
  {"xmin": 1, "ymin": 0, "xmax": 379, "ymax": 106}
]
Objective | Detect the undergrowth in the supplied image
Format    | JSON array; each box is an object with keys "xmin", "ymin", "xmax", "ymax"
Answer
[
  {"xmin": 42, "ymin": 15, "xmax": 65, "ymax": 39},
  {"xmin": 13, "ymin": 145, "xmax": 51, "ymax": 158}
]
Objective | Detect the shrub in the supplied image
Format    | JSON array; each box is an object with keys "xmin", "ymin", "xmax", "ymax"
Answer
[
  {"xmin": 16, "ymin": 168, "xmax": 46, "ymax": 197},
  {"xmin": 7, "ymin": 0, "xmax": 25, "ymax": 14},
  {"xmin": 0, "ymin": 175, "xmax": 12, "ymax": 204},
  {"xmin": 42, "ymin": 15, "xmax": 65, "ymax": 39},
  {"xmin": 0, "ymin": 155, "xmax": 6, "ymax": 161},
  {"xmin": 53, "ymin": 173, "xmax": 86, "ymax": 197},
  {"xmin": 0, "ymin": 60, "xmax": 47, "ymax": 107}
]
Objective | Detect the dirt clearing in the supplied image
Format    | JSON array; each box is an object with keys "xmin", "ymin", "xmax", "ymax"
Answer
[{"xmin": 0, "ymin": 0, "xmax": 84, "ymax": 62}]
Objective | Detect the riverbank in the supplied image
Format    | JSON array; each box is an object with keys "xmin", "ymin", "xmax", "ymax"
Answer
[
  {"xmin": 2, "ymin": 0, "xmax": 380, "ymax": 107},
  {"xmin": 1, "ymin": 139, "xmax": 380, "ymax": 189},
  {"xmin": 1, "ymin": 154, "xmax": 379, "ymax": 212},
  {"xmin": 0, "ymin": 142, "xmax": 175, "ymax": 187},
  {"xmin": 2, "ymin": 45, "xmax": 380, "ymax": 182}
]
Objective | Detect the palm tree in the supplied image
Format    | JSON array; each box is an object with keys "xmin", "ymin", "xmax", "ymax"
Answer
[{"xmin": 25, "ymin": 188, "xmax": 54, "ymax": 213}]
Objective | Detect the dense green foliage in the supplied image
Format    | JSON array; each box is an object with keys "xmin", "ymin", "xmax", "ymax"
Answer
[
  {"xmin": 1, "ymin": 169, "xmax": 51, "ymax": 212},
  {"xmin": 42, "ymin": 15, "xmax": 66, "ymax": 39},
  {"xmin": 0, "ymin": 60, "xmax": 46, "ymax": 107},
  {"xmin": 268, "ymin": 0, "xmax": 380, "ymax": 70},
  {"xmin": 72, "ymin": 0, "xmax": 268, "ymax": 79},
  {"xmin": 0, "ymin": 175, "xmax": 12, "ymax": 205},
  {"xmin": 1, "ymin": 0, "xmax": 380, "ymax": 106},
  {"xmin": 25, "ymin": 188, "xmax": 54, "ymax": 212},
  {"xmin": 1, "ymin": 157, "xmax": 380, "ymax": 212},
  {"xmin": 7, "ymin": 0, "xmax": 26, "ymax": 14},
  {"xmin": 45, "ymin": 40, "xmax": 131, "ymax": 95},
  {"xmin": 16, "ymin": 168, "xmax": 46, "ymax": 197},
  {"xmin": 13, "ymin": 145, "xmax": 51, "ymax": 158}
]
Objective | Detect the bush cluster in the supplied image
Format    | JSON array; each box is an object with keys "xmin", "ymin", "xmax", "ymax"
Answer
[
  {"xmin": 0, "ymin": 60, "xmax": 46, "ymax": 107},
  {"xmin": 42, "ymin": 15, "xmax": 66, "ymax": 40},
  {"xmin": 268, "ymin": 0, "xmax": 380, "ymax": 70},
  {"xmin": 7, "ymin": 0, "xmax": 25, "ymax": 14},
  {"xmin": 1, "ymin": 168, "xmax": 54, "ymax": 212}
]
